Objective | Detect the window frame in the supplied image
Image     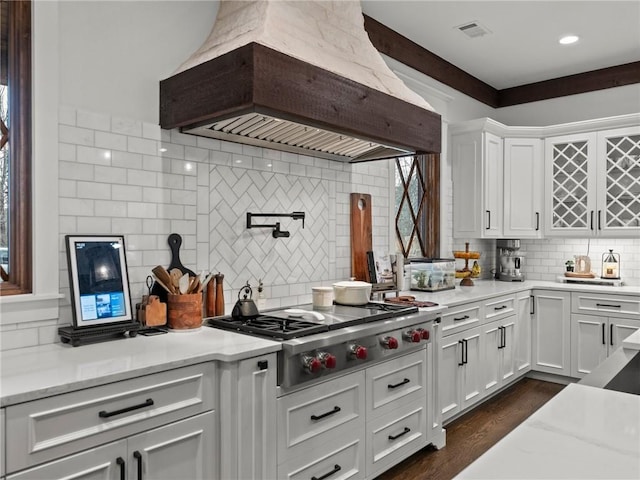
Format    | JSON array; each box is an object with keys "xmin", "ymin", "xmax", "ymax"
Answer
[
  {"xmin": 394, "ymin": 153, "xmax": 440, "ymax": 259},
  {"xmin": 0, "ymin": 0, "xmax": 32, "ymax": 296}
]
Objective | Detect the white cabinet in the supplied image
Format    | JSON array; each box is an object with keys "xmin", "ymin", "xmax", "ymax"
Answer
[
  {"xmin": 452, "ymin": 129, "xmax": 503, "ymax": 238},
  {"xmin": 532, "ymin": 290, "xmax": 571, "ymax": 376},
  {"xmin": 570, "ymin": 292, "xmax": 640, "ymax": 378},
  {"xmin": 440, "ymin": 325, "xmax": 483, "ymax": 423},
  {"xmin": 7, "ymin": 413, "xmax": 214, "ymax": 480},
  {"xmin": 545, "ymin": 126, "xmax": 640, "ymax": 237},
  {"xmin": 1, "ymin": 408, "xmax": 5, "ymax": 478},
  {"xmin": 5, "ymin": 363, "xmax": 217, "ymax": 480},
  {"xmin": 503, "ymin": 138, "xmax": 543, "ymax": 238},
  {"xmin": 481, "ymin": 316, "xmax": 516, "ymax": 397},
  {"xmin": 514, "ymin": 292, "xmax": 532, "ymax": 377},
  {"xmin": 219, "ymin": 354, "xmax": 277, "ymax": 480}
]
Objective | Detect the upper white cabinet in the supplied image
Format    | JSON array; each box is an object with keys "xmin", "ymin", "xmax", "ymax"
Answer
[
  {"xmin": 544, "ymin": 125, "xmax": 640, "ymax": 237},
  {"xmin": 503, "ymin": 138, "xmax": 543, "ymax": 238},
  {"xmin": 452, "ymin": 128, "xmax": 503, "ymax": 239}
]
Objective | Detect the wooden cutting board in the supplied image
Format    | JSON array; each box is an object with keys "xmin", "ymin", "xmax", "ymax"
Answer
[{"xmin": 350, "ymin": 193, "xmax": 372, "ymax": 282}]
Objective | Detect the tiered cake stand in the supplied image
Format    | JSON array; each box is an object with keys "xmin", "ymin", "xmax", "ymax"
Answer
[{"xmin": 453, "ymin": 242, "xmax": 481, "ymax": 287}]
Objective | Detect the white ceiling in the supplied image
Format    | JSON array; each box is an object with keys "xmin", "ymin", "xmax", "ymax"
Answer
[{"xmin": 361, "ymin": 0, "xmax": 640, "ymax": 90}]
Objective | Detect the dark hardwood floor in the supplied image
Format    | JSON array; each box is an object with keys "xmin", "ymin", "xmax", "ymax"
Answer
[{"xmin": 376, "ymin": 378, "xmax": 566, "ymax": 480}]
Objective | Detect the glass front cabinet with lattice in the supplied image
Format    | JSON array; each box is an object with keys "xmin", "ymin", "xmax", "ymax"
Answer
[{"xmin": 544, "ymin": 126, "xmax": 640, "ymax": 237}]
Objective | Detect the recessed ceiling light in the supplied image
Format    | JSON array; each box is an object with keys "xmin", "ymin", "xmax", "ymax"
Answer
[{"xmin": 559, "ymin": 35, "xmax": 579, "ymax": 45}]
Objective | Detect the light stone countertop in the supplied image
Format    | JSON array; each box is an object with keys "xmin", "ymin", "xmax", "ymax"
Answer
[
  {"xmin": 1, "ymin": 280, "xmax": 638, "ymax": 407},
  {"xmin": 0, "ymin": 327, "xmax": 280, "ymax": 406},
  {"xmin": 456, "ymin": 382, "xmax": 640, "ymax": 479}
]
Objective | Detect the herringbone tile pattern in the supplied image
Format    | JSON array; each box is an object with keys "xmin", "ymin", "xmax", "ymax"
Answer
[{"xmin": 209, "ymin": 165, "xmax": 332, "ymax": 291}]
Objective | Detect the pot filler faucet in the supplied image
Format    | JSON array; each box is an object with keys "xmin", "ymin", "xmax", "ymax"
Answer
[{"xmin": 246, "ymin": 211, "xmax": 306, "ymax": 238}]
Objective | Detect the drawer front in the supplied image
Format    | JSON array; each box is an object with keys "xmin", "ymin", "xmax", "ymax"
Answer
[
  {"xmin": 441, "ymin": 303, "xmax": 481, "ymax": 337},
  {"xmin": 571, "ymin": 293, "xmax": 640, "ymax": 319},
  {"xmin": 279, "ymin": 437, "xmax": 364, "ymax": 480},
  {"xmin": 366, "ymin": 399, "xmax": 427, "ymax": 479},
  {"xmin": 277, "ymin": 371, "xmax": 365, "ymax": 462},
  {"xmin": 366, "ymin": 350, "xmax": 425, "ymax": 417},
  {"xmin": 6, "ymin": 363, "xmax": 215, "ymax": 472},
  {"xmin": 484, "ymin": 295, "xmax": 516, "ymax": 322}
]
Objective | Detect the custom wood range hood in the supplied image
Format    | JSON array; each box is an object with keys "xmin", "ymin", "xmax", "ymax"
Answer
[{"xmin": 160, "ymin": 0, "xmax": 441, "ymax": 163}]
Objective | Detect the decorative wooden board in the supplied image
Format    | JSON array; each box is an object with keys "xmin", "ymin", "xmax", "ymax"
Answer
[
  {"xmin": 564, "ymin": 272, "xmax": 596, "ymax": 278},
  {"xmin": 350, "ymin": 193, "xmax": 372, "ymax": 282}
]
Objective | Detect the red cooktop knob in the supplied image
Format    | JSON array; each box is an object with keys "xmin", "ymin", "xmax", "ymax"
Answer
[
  {"xmin": 318, "ymin": 352, "xmax": 337, "ymax": 369},
  {"xmin": 404, "ymin": 330, "xmax": 421, "ymax": 343},
  {"xmin": 380, "ymin": 336, "xmax": 399, "ymax": 349},
  {"xmin": 302, "ymin": 355, "xmax": 322, "ymax": 374},
  {"xmin": 417, "ymin": 328, "xmax": 430, "ymax": 340},
  {"xmin": 350, "ymin": 344, "xmax": 368, "ymax": 360}
]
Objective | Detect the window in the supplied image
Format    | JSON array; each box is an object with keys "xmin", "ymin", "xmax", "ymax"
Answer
[
  {"xmin": 395, "ymin": 154, "xmax": 440, "ymax": 259},
  {"xmin": 0, "ymin": 0, "xmax": 33, "ymax": 295}
]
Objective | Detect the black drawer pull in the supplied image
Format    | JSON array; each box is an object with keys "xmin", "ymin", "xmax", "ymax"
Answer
[
  {"xmin": 494, "ymin": 305, "xmax": 507, "ymax": 311},
  {"xmin": 311, "ymin": 464, "xmax": 341, "ymax": 480},
  {"xmin": 99, "ymin": 398, "xmax": 154, "ymax": 418},
  {"xmin": 453, "ymin": 315, "xmax": 469, "ymax": 321},
  {"xmin": 311, "ymin": 406, "xmax": 341, "ymax": 421},
  {"xmin": 388, "ymin": 427, "xmax": 411, "ymax": 441},
  {"xmin": 133, "ymin": 451, "xmax": 142, "ymax": 480},
  {"xmin": 116, "ymin": 457, "xmax": 125, "ymax": 480},
  {"xmin": 596, "ymin": 303, "xmax": 621, "ymax": 308},
  {"xmin": 388, "ymin": 378, "xmax": 410, "ymax": 389}
]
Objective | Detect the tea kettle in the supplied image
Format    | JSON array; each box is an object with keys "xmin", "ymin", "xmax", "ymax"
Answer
[{"xmin": 232, "ymin": 282, "xmax": 260, "ymax": 319}]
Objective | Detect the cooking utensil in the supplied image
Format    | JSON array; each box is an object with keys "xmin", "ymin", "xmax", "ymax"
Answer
[
  {"xmin": 152, "ymin": 266, "xmax": 175, "ymax": 294},
  {"xmin": 145, "ymin": 275, "xmax": 153, "ymax": 298},
  {"xmin": 350, "ymin": 193, "xmax": 372, "ymax": 282},
  {"xmin": 231, "ymin": 282, "xmax": 259, "ymax": 319},
  {"xmin": 152, "ymin": 275, "xmax": 174, "ymax": 294},
  {"xmin": 332, "ymin": 279, "xmax": 372, "ymax": 305}
]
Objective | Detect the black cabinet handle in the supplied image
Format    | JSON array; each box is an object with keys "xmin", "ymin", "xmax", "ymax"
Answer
[
  {"xmin": 610, "ymin": 323, "xmax": 614, "ymax": 346},
  {"xmin": 530, "ymin": 296, "xmax": 535, "ymax": 315},
  {"xmin": 494, "ymin": 305, "xmax": 507, "ymax": 311},
  {"xmin": 311, "ymin": 464, "xmax": 341, "ymax": 480},
  {"xmin": 311, "ymin": 406, "xmax": 341, "ymax": 421},
  {"xmin": 257, "ymin": 360, "xmax": 268, "ymax": 370},
  {"xmin": 602, "ymin": 323, "xmax": 606, "ymax": 345},
  {"xmin": 535, "ymin": 212, "xmax": 540, "ymax": 231},
  {"xmin": 596, "ymin": 303, "xmax": 621, "ymax": 308},
  {"xmin": 116, "ymin": 457, "xmax": 125, "ymax": 480},
  {"xmin": 463, "ymin": 339, "xmax": 468, "ymax": 365},
  {"xmin": 133, "ymin": 451, "xmax": 142, "ymax": 480},
  {"xmin": 388, "ymin": 378, "xmax": 410, "ymax": 389},
  {"xmin": 598, "ymin": 210, "xmax": 602, "ymax": 230},
  {"xmin": 590, "ymin": 210, "xmax": 594, "ymax": 230},
  {"xmin": 503, "ymin": 326, "xmax": 506, "ymax": 348},
  {"xmin": 458, "ymin": 340, "xmax": 465, "ymax": 366},
  {"xmin": 498, "ymin": 326, "xmax": 504, "ymax": 349},
  {"xmin": 486, "ymin": 210, "xmax": 491, "ymax": 229},
  {"xmin": 388, "ymin": 427, "xmax": 411, "ymax": 441},
  {"xmin": 99, "ymin": 398, "xmax": 154, "ymax": 418},
  {"xmin": 454, "ymin": 315, "xmax": 470, "ymax": 321}
]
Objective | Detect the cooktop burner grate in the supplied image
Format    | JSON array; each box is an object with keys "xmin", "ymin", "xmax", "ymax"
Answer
[{"xmin": 207, "ymin": 316, "xmax": 329, "ymax": 340}]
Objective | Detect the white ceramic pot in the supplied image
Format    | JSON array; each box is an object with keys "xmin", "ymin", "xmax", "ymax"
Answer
[
  {"xmin": 312, "ymin": 286, "xmax": 334, "ymax": 310},
  {"xmin": 332, "ymin": 280, "xmax": 372, "ymax": 306}
]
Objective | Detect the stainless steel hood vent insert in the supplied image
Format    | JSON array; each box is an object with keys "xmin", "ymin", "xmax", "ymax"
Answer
[{"xmin": 185, "ymin": 113, "xmax": 413, "ymax": 162}]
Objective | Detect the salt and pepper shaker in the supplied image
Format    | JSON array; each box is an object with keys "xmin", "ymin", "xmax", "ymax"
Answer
[
  {"xmin": 206, "ymin": 274, "xmax": 216, "ymax": 317},
  {"xmin": 214, "ymin": 273, "xmax": 225, "ymax": 316}
]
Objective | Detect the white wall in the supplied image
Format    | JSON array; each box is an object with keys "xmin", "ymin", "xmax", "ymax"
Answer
[{"xmin": 58, "ymin": 0, "xmax": 218, "ymax": 124}]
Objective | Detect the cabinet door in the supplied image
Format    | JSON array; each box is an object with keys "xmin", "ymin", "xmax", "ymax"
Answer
[
  {"xmin": 452, "ymin": 131, "xmax": 483, "ymax": 238},
  {"xmin": 500, "ymin": 319, "xmax": 516, "ymax": 384},
  {"xmin": 571, "ymin": 314, "xmax": 608, "ymax": 378},
  {"xmin": 460, "ymin": 328, "xmax": 483, "ymax": 412},
  {"xmin": 596, "ymin": 126, "xmax": 640, "ymax": 236},
  {"xmin": 439, "ymin": 335, "xmax": 463, "ymax": 422},
  {"xmin": 515, "ymin": 293, "xmax": 532, "ymax": 377},
  {"xmin": 127, "ymin": 412, "xmax": 215, "ymax": 480},
  {"xmin": 544, "ymin": 133, "xmax": 597, "ymax": 236},
  {"xmin": 609, "ymin": 317, "xmax": 640, "ymax": 351},
  {"xmin": 7, "ymin": 441, "xmax": 127, "ymax": 480},
  {"xmin": 532, "ymin": 290, "xmax": 571, "ymax": 376},
  {"xmin": 503, "ymin": 138, "xmax": 543, "ymax": 238},
  {"xmin": 483, "ymin": 132, "xmax": 503, "ymax": 238},
  {"xmin": 481, "ymin": 321, "xmax": 501, "ymax": 396}
]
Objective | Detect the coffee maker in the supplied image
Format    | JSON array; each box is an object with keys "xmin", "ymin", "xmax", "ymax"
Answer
[{"xmin": 496, "ymin": 239, "xmax": 525, "ymax": 282}]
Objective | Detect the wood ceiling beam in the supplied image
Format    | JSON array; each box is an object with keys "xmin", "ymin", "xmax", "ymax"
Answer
[{"xmin": 363, "ymin": 14, "xmax": 640, "ymax": 108}]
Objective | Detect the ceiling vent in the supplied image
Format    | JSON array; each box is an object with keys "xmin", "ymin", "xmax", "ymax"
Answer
[{"xmin": 456, "ymin": 21, "xmax": 492, "ymax": 38}]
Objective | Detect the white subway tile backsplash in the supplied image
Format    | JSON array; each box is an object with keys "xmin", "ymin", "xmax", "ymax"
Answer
[
  {"xmin": 95, "ymin": 131, "xmax": 128, "ymax": 152},
  {"xmin": 60, "ymin": 197, "xmax": 94, "ymax": 216},
  {"xmin": 59, "ymin": 143, "xmax": 76, "ymax": 162},
  {"xmin": 128, "ymin": 169, "xmax": 158, "ymax": 187},
  {"xmin": 59, "ymin": 105, "xmax": 76, "ymax": 126},
  {"xmin": 77, "ymin": 181, "xmax": 111, "ymax": 200},
  {"xmin": 77, "ymin": 216, "xmax": 113, "ymax": 233},
  {"xmin": 128, "ymin": 136, "xmax": 159, "ymax": 156},
  {"xmin": 95, "ymin": 165, "xmax": 127, "ymax": 184},
  {"xmin": 142, "ymin": 122, "xmax": 162, "ymax": 141},
  {"xmin": 77, "ymin": 110, "xmax": 111, "ymax": 131},
  {"xmin": 113, "ymin": 184, "xmax": 143, "ymax": 202},
  {"xmin": 94, "ymin": 200, "xmax": 127, "ymax": 218},
  {"xmin": 59, "ymin": 125, "xmax": 95, "ymax": 146},
  {"xmin": 127, "ymin": 202, "xmax": 158, "ymax": 218},
  {"xmin": 112, "ymin": 117, "xmax": 142, "ymax": 136}
]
